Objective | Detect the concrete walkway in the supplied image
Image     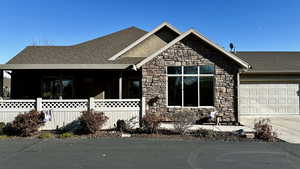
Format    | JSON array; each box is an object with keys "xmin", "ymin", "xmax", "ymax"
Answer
[
  {"xmin": 240, "ymin": 115, "xmax": 300, "ymax": 144},
  {"xmin": 160, "ymin": 123, "xmax": 255, "ymax": 132}
]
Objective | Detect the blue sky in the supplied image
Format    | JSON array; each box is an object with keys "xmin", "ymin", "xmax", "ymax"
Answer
[{"xmin": 0, "ymin": 0, "xmax": 299, "ymax": 63}]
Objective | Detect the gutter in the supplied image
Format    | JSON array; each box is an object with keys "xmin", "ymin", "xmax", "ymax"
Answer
[
  {"xmin": 240, "ymin": 70, "xmax": 300, "ymax": 74},
  {"xmin": 0, "ymin": 64, "xmax": 131, "ymax": 70}
]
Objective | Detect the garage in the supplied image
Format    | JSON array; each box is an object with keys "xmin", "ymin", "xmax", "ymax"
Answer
[
  {"xmin": 239, "ymin": 82, "xmax": 300, "ymax": 115},
  {"xmin": 235, "ymin": 51, "xmax": 300, "ymax": 116}
]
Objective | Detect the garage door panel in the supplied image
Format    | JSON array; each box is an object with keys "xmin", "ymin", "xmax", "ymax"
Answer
[
  {"xmin": 258, "ymin": 98, "xmax": 268, "ymax": 104},
  {"xmin": 268, "ymin": 97, "xmax": 278, "ymax": 104},
  {"xmin": 288, "ymin": 98, "xmax": 297, "ymax": 104},
  {"xmin": 240, "ymin": 97, "xmax": 249, "ymax": 105},
  {"xmin": 240, "ymin": 83, "xmax": 299, "ymax": 115}
]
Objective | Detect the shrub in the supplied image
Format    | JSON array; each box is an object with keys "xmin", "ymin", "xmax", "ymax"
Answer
[
  {"xmin": 78, "ymin": 110, "xmax": 108, "ymax": 134},
  {"xmin": 116, "ymin": 117, "xmax": 139, "ymax": 132},
  {"xmin": 254, "ymin": 118, "xmax": 277, "ymax": 142},
  {"xmin": 58, "ymin": 132, "xmax": 75, "ymax": 139},
  {"xmin": 116, "ymin": 120, "xmax": 126, "ymax": 132},
  {"xmin": 6, "ymin": 110, "xmax": 44, "ymax": 137},
  {"xmin": 191, "ymin": 129, "xmax": 217, "ymax": 138},
  {"xmin": 171, "ymin": 112, "xmax": 196, "ymax": 135},
  {"xmin": 38, "ymin": 132, "xmax": 54, "ymax": 139},
  {"xmin": 2, "ymin": 123, "xmax": 15, "ymax": 136},
  {"xmin": 0, "ymin": 122, "xmax": 5, "ymax": 135},
  {"xmin": 125, "ymin": 116, "xmax": 139, "ymax": 131},
  {"xmin": 141, "ymin": 113, "xmax": 163, "ymax": 134}
]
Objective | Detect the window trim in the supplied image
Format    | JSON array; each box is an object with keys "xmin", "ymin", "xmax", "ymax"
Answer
[{"xmin": 166, "ymin": 65, "xmax": 215, "ymax": 108}]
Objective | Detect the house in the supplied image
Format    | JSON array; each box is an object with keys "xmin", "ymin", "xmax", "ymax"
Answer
[{"xmin": 0, "ymin": 22, "xmax": 299, "ymax": 123}]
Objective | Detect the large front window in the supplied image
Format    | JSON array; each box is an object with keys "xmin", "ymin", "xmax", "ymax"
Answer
[
  {"xmin": 167, "ymin": 66, "xmax": 214, "ymax": 107},
  {"xmin": 42, "ymin": 77, "xmax": 73, "ymax": 99}
]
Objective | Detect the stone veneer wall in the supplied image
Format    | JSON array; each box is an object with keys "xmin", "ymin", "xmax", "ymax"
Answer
[{"xmin": 141, "ymin": 35, "xmax": 241, "ymax": 122}]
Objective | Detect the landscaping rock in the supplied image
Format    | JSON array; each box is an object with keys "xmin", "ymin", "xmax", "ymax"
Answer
[
  {"xmin": 232, "ymin": 129, "xmax": 245, "ymax": 136},
  {"xmin": 121, "ymin": 133, "xmax": 131, "ymax": 138},
  {"xmin": 245, "ymin": 133, "xmax": 255, "ymax": 139}
]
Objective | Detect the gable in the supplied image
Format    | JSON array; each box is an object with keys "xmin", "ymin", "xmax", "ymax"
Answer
[
  {"xmin": 108, "ymin": 22, "xmax": 181, "ymax": 61},
  {"xmin": 136, "ymin": 29, "xmax": 251, "ymax": 69},
  {"xmin": 120, "ymin": 26, "xmax": 179, "ymax": 58},
  {"xmin": 143, "ymin": 34, "xmax": 243, "ymax": 74}
]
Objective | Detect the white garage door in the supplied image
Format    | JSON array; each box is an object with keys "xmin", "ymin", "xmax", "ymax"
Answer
[{"xmin": 239, "ymin": 83, "xmax": 300, "ymax": 115}]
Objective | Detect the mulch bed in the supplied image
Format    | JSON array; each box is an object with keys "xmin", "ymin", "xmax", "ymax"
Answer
[
  {"xmin": 77, "ymin": 130, "xmax": 282, "ymax": 142},
  {"xmin": 0, "ymin": 129, "xmax": 282, "ymax": 142}
]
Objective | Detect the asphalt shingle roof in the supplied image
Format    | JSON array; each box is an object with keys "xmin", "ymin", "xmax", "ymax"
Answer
[
  {"xmin": 236, "ymin": 51, "xmax": 300, "ymax": 72},
  {"xmin": 7, "ymin": 27, "xmax": 147, "ymax": 64}
]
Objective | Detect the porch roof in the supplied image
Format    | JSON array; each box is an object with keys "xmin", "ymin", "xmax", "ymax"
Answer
[{"xmin": 0, "ymin": 64, "xmax": 131, "ymax": 70}]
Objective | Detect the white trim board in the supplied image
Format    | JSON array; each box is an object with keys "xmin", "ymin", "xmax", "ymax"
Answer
[
  {"xmin": 108, "ymin": 22, "xmax": 181, "ymax": 61},
  {"xmin": 136, "ymin": 29, "xmax": 251, "ymax": 69}
]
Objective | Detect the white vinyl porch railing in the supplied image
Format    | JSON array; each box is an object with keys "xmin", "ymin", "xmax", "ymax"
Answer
[{"xmin": 0, "ymin": 97, "xmax": 146, "ymax": 130}]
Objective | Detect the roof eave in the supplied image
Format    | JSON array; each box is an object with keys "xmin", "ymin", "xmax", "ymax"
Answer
[
  {"xmin": 0, "ymin": 64, "xmax": 131, "ymax": 70},
  {"xmin": 241, "ymin": 70, "xmax": 300, "ymax": 74}
]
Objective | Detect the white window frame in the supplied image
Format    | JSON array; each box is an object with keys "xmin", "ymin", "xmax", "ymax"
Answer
[{"xmin": 166, "ymin": 65, "xmax": 215, "ymax": 108}]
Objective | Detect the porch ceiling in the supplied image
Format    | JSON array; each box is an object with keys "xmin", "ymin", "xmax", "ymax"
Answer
[{"xmin": 0, "ymin": 64, "xmax": 131, "ymax": 70}]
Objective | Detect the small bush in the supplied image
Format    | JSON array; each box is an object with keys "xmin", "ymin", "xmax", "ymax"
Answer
[
  {"xmin": 191, "ymin": 129, "xmax": 217, "ymax": 138},
  {"xmin": 2, "ymin": 123, "xmax": 15, "ymax": 136},
  {"xmin": 171, "ymin": 112, "xmax": 197, "ymax": 135},
  {"xmin": 254, "ymin": 118, "xmax": 277, "ymax": 142},
  {"xmin": 116, "ymin": 120, "xmax": 126, "ymax": 132},
  {"xmin": 6, "ymin": 110, "xmax": 44, "ymax": 137},
  {"xmin": 78, "ymin": 110, "xmax": 108, "ymax": 134},
  {"xmin": 125, "ymin": 116, "xmax": 139, "ymax": 131},
  {"xmin": 58, "ymin": 132, "xmax": 75, "ymax": 139},
  {"xmin": 116, "ymin": 117, "xmax": 139, "ymax": 132},
  {"xmin": 141, "ymin": 113, "xmax": 163, "ymax": 134},
  {"xmin": 0, "ymin": 122, "xmax": 5, "ymax": 135},
  {"xmin": 38, "ymin": 132, "xmax": 54, "ymax": 139}
]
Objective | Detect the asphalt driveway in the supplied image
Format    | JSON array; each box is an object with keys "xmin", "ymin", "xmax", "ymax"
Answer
[
  {"xmin": 0, "ymin": 138, "xmax": 300, "ymax": 169},
  {"xmin": 241, "ymin": 115, "xmax": 300, "ymax": 144}
]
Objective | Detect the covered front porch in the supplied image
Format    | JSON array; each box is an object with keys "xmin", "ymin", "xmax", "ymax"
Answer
[
  {"xmin": 0, "ymin": 64, "xmax": 142, "ymax": 100},
  {"xmin": 0, "ymin": 64, "xmax": 145, "ymax": 130}
]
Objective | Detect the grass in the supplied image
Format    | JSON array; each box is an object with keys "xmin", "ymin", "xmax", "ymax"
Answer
[
  {"xmin": 0, "ymin": 135, "xmax": 9, "ymax": 139},
  {"xmin": 38, "ymin": 132, "xmax": 54, "ymax": 139},
  {"xmin": 58, "ymin": 132, "xmax": 76, "ymax": 139}
]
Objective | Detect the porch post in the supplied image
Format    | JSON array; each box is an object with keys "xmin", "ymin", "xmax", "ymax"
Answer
[
  {"xmin": 119, "ymin": 72, "xmax": 122, "ymax": 99},
  {"xmin": 36, "ymin": 98, "xmax": 42, "ymax": 111},
  {"xmin": 89, "ymin": 97, "xmax": 95, "ymax": 111},
  {"xmin": 0, "ymin": 70, "xmax": 3, "ymax": 98}
]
